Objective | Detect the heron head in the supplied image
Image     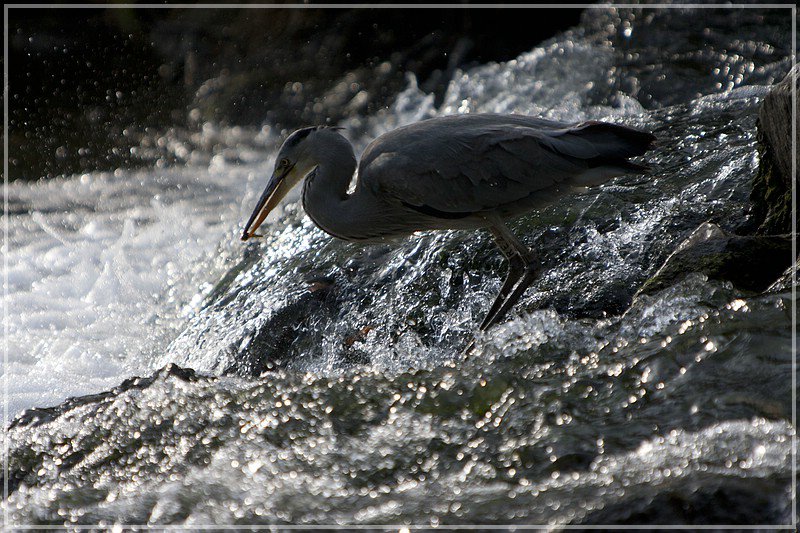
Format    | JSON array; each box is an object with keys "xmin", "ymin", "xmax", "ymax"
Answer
[{"xmin": 241, "ymin": 126, "xmax": 325, "ymax": 241}]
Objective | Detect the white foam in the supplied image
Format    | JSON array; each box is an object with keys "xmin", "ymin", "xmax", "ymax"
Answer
[{"xmin": 4, "ymin": 157, "xmax": 275, "ymax": 417}]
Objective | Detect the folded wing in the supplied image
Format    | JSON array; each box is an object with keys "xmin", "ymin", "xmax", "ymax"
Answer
[{"xmin": 358, "ymin": 114, "xmax": 655, "ymax": 215}]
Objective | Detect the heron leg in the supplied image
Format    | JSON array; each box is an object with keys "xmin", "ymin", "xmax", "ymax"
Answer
[
  {"xmin": 478, "ymin": 230, "xmax": 525, "ymax": 330},
  {"xmin": 479, "ymin": 223, "xmax": 539, "ymax": 332},
  {"xmin": 462, "ymin": 221, "xmax": 540, "ymax": 357},
  {"xmin": 480, "ymin": 264, "xmax": 539, "ymax": 332}
]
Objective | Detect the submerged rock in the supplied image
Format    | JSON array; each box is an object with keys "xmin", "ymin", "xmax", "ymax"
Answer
[
  {"xmin": 4, "ymin": 285, "xmax": 793, "ymax": 525},
  {"xmin": 750, "ymin": 65, "xmax": 798, "ymax": 235},
  {"xmin": 639, "ymin": 222, "xmax": 793, "ymax": 295},
  {"xmin": 579, "ymin": 468, "xmax": 790, "ymax": 525},
  {"xmin": 9, "ymin": 364, "xmax": 202, "ymax": 432},
  {"xmin": 222, "ymin": 276, "xmax": 339, "ymax": 377}
]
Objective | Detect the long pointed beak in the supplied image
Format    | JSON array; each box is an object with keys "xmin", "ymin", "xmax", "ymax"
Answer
[{"xmin": 241, "ymin": 166, "xmax": 292, "ymax": 241}]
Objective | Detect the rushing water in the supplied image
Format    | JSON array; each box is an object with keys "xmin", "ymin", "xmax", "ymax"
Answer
[{"xmin": 4, "ymin": 6, "xmax": 795, "ymax": 527}]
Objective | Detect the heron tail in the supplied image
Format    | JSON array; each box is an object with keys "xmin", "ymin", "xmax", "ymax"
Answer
[
  {"xmin": 541, "ymin": 121, "xmax": 657, "ymax": 186},
  {"xmin": 571, "ymin": 120, "xmax": 656, "ymax": 152}
]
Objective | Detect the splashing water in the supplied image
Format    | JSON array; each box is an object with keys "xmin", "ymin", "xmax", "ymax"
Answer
[{"xmin": 4, "ymin": 6, "xmax": 794, "ymax": 527}]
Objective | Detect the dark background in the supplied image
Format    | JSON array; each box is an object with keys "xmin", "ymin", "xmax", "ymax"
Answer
[{"xmin": 7, "ymin": 7, "xmax": 582, "ymax": 181}]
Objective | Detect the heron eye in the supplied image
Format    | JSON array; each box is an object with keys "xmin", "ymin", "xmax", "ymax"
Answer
[{"xmin": 280, "ymin": 158, "xmax": 290, "ymax": 167}]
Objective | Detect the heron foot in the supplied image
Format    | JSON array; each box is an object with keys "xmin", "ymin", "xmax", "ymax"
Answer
[
  {"xmin": 478, "ymin": 255, "xmax": 526, "ymax": 330},
  {"xmin": 480, "ymin": 261, "xmax": 540, "ymax": 333},
  {"xmin": 462, "ymin": 260, "xmax": 539, "ymax": 358},
  {"xmin": 463, "ymin": 221, "xmax": 540, "ymax": 357},
  {"xmin": 462, "ymin": 338, "xmax": 478, "ymax": 357}
]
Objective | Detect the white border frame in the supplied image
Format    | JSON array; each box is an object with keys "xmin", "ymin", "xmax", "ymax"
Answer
[{"xmin": 2, "ymin": 2, "xmax": 796, "ymax": 530}]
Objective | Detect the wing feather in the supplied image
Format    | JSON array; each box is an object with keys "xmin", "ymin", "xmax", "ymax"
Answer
[{"xmin": 357, "ymin": 114, "xmax": 653, "ymax": 215}]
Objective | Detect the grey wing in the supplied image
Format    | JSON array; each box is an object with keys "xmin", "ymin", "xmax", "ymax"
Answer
[{"xmin": 358, "ymin": 115, "xmax": 654, "ymax": 215}]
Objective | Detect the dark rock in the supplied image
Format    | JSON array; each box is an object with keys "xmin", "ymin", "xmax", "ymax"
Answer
[
  {"xmin": 767, "ymin": 258, "xmax": 799, "ymax": 293},
  {"xmin": 150, "ymin": 9, "xmax": 582, "ymax": 128},
  {"xmin": 221, "ymin": 276, "xmax": 338, "ymax": 377},
  {"xmin": 579, "ymin": 476, "xmax": 789, "ymax": 525},
  {"xmin": 751, "ymin": 64, "xmax": 798, "ymax": 235},
  {"xmin": 9, "ymin": 364, "xmax": 203, "ymax": 431},
  {"xmin": 638, "ymin": 222, "xmax": 794, "ymax": 295}
]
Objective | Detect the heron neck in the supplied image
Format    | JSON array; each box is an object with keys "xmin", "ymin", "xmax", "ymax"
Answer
[{"xmin": 302, "ymin": 148, "xmax": 376, "ymax": 241}]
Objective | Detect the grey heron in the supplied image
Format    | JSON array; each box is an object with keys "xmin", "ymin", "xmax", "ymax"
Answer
[{"xmin": 241, "ymin": 113, "xmax": 655, "ymax": 341}]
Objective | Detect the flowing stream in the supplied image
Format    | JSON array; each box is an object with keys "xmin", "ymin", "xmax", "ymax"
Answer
[{"xmin": 4, "ymin": 6, "xmax": 795, "ymax": 526}]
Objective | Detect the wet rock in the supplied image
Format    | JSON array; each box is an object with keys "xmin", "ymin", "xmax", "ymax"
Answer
[
  {"xmin": 579, "ymin": 477, "xmax": 789, "ymax": 525},
  {"xmin": 4, "ymin": 363, "xmax": 225, "ymax": 508},
  {"xmin": 750, "ymin": 64, "xmax": 798, "ymax": 235},
  {"xmin": 222, "ymin": 276, "xmax": 338, "ymax": 377},
  {"xmin": 9, "ymin": 364, "xmax": 202, "ymax": 431},
  {"xmin": 6, "ymin": 364, "xmax": 206, "ymax": 496},
  {"xmin": 638, "ymin": 222, "xmax": 793, "ymax": 295}
]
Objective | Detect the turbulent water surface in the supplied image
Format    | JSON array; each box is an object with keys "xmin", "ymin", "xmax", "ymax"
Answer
[{"xmin": 4, "ymin": 6, "xmax": 795, "ymax": 526}]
